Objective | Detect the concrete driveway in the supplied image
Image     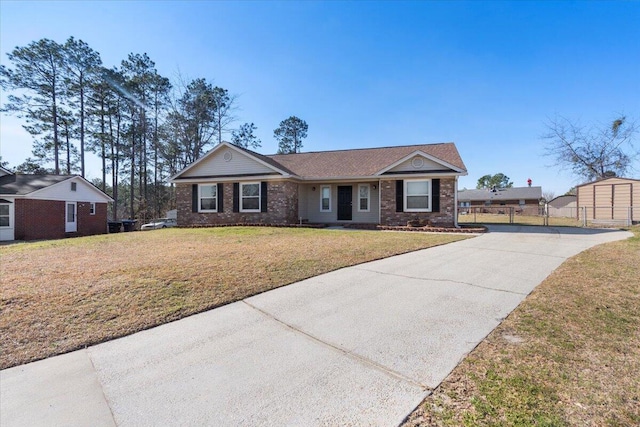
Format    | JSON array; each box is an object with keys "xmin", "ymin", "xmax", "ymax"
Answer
[{"xmin": 1, "ymin": 225, "xmax": 632, "ymax": 426}]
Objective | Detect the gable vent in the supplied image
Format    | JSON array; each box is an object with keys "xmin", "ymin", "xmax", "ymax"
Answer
[{"xmin": 411, "ymin": 157, "xmax": 424, "ymax": 169}]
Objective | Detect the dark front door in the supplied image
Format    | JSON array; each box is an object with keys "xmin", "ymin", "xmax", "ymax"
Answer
[{"xmin": 337, "ymin": 186, "xmax": 353, "ymax": 221}]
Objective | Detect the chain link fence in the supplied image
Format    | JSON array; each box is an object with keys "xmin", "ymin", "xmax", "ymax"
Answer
[{"xmin": 458, "ymin": 206, "xmax": 635, "ymax": 227}]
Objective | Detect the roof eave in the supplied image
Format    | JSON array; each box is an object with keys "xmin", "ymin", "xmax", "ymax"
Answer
[
  {"xmin": 169, "ymin": 142, "xmax": 291, "ymax": 183},
  {"xmin": 374, "ymin": 150, "xmax": 466, "ymax": 175},
  {"xmin": 299, "ymin": 171, "xmax": 466, "ymax": 182},
  {"xmin": 25, "ymin": 176, "xmax": 114, "ymax": 202},
  {"xmin": 172, "ymin": 174, "xmax": 297, "ymax": 184}
]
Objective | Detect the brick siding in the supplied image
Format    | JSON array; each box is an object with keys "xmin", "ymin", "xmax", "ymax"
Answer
[
  {"xmin": 77, "ymin": 201, "xmax": 109, "ymax": 236},
  {"xmin": 380, "ymin": 178, "xmax": 457, "ymax": 227},
  {"xmin": 177, "ymin": 181, "xmax": 299, "ymax": 226},
  {"xmin": 178, "ymin": 178, "xmax": 458, "ymax": 227},
  {"xmin": 15, "ymin": 199, "xmax": 108, "ymax": 241}
]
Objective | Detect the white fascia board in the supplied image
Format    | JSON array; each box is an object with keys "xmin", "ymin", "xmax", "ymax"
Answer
[
  {"xmin": 375, "ymin": 150, "xmax": 467, "ymax": 175},
  {"xmin": 297, "ymin": 172, "xmax": 465, "ymax": 183},
  {"xmin": 26, "ymin": 176, "xmax": 114, "ymax": 202},
  {"xmin": 173, "ymin": 174, "xmax": 293, "ymax": 184},
  {"xmin": 169, "ymin": 141, "xmax": 293, "ymax": 182}
]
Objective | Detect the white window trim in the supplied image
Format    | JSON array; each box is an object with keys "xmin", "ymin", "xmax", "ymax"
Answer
[
  {"xmin": 240, "ymin": 182, "xmax": 261, "ymax": 213},
  {"xmin": 358, "ymin": 184, "xmax": 370, "ymax": 212},
  {"xmin": 320, "ymin": 185, "xmax": 332, "ymax": 212},
  {"xmin": 199, "ymin": 183, "xmax": 218, "ymax": 213},
  {"xmin": 89, "ymin": 202, "xmax": 96, "ymax": 215},
  {"xmin": 404, "ymin": 179, "xmax": 432, "ymax": 212}
]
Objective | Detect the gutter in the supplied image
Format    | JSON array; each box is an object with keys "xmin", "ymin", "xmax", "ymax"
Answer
[{"xmin": 454, "ymin": 176, "xmax": 459, "ymax": 228}]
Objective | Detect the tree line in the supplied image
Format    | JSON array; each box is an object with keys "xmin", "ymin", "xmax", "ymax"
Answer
[{"xmin": 1, "ymin": 37, "xmax": 309, "ymax": 221}]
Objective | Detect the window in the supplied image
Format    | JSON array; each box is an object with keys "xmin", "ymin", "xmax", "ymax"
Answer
[
  {"xmin": 89, "ymin": 202, "xmax": 96, "ymax": 215},
  {"xmin": 358, "ymin": 184, "xmax": 370, "ymax": 212},
  {"xmin": 404, "ymin": 180, "xmax": 431, "ymax": 212},
  {"xmin": 460, "ymin": 201, "xmax": 470, "ymax": 208},
  {"xmin": 240, "ymin": 182, "xmax": 260, "ymax": 212},
  {"xmin": 0, "ymin": 204, "xmax": 9, "ymax": 227},
  {"xmin": 199, "ymin": 184, "xmax": 217, "ymax": 212},
  {"xmin": 71, "ymin": 182, "xmax": 77, "ymax": 191},
  {"xmin": 67, "ymin": 203, "xmax": 76, "ymax": 222},
  {"xmin": 320, "ymin": 185, "xmax": 331, "ymax": 212}
]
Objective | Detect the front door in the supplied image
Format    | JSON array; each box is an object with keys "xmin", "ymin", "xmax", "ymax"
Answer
[
  {"xmin": 65, "ymin": 202, "xmax": 77, "ymax": 232},
  {"xmin": 337, "ymin": 186, "xmax": 352, "ymax": 221}
]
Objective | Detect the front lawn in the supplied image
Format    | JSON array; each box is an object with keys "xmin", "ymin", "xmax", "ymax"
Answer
[{"xmin": 0, "ymin": 227, "xmax": 469, "ymax": 369}]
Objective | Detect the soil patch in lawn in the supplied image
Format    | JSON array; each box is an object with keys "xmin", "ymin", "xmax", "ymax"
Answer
[
  {"xmin": 403, "ymin": 225, "xmax": 640, "ymax": 426},
  {"xmin": 0, "ymin": 227, "xmax": 469, "ymax": 369}
]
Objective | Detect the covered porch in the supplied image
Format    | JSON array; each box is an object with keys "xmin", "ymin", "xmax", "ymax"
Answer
[{"xmin": 297, "ymin": 181, "xmax": 380, "ymax": 225}]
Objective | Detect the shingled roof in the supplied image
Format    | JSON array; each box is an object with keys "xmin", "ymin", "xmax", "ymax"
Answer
[
  {"xmin": 267, "ymin": 143, "xmax": 466, "ymax": 179},
  {"xmin": 458, "ymin": 186, "xmax": 543, "ymax": 201},
  {"xmin": 0, "ymin": 174, "xmax": 75, "ymax": 195}
]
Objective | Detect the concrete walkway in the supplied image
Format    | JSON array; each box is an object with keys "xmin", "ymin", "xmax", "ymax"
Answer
[{"xmin": 1, "ymin": 225, "xmax": 632, "ymax": 426}]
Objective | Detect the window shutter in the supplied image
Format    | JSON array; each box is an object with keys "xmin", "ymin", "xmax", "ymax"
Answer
[
  {"xmin": 192, "ymin": 184, "xmax": 198, "ymax": 213},
  {"xmin": 261, "ymin": 182, "xmax": 268, "ymax": 212},
  {"xmin": 395, "ymin": 180, "xmax": 404, "ymax": 212},
  {"xmin": 217, "ymin": 183, "xmax": 224, "ymax": 212},
  {"xmin": 432, "ymin": 179, "xmax": 440, "ymax": 212},
  {"xmin": 233, "ymin": 183, "xmax": 239, "ymax": 212}
]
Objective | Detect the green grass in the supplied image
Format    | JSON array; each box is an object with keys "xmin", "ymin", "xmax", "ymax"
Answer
[{"xmin": 0, "ymin": 226, "xmax": 470, "ymax": 369}]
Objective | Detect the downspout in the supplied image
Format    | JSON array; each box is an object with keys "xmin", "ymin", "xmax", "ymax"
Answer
[
  {"xmin": 454, "ymin": 176, "xmax": 459, "ymax": 228},
  {"xmin": 378, "ymin": 179, "xmax": 381, "ymax": 225}
]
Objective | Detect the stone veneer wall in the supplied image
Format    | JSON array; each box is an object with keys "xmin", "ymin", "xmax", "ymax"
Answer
[
  {"xmin": 176, "ymin": 181, "xmax": 299, "ymax": 226},
  {"xmin": 379, "ymin": 177, "xmax": 457, "ymax": 227}
]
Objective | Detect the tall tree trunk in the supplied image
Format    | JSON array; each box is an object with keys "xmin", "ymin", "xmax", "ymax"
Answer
[
  {"xmin": 79, "ymin": 74, "xmax": 85, "ymax": 177},
  {"xmin": 65, "ymin": 120, "xmax": 71, "ymax": 174},
  {"xmin": 52, "ymin": 91, "xmax": 60, "ymax": 174},
  {"xmin": 100, "ymin": 96, "xmax": 106, "ymax": 192},
  {"xmin": 130, "ymin": 117, "xmax": 136, "ymax": 220},
  {"xmin": 109, "ymin": 113, "xmax": 116, "ymax": 220},
  {"xmin": 142, "ymin": 109, "xmax": 147, "ymax": 214},
  {"xmin": 154, "ymin": 96, "xmax": 159, "ymax": 218}
]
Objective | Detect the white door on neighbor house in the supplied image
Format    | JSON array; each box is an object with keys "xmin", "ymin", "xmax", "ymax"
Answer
[
  {"xmin": 65, "ymin": 202, "xmax": 77, "ymax": 232},
  {"xmin": 0, "ymin": 202, "xmax": 14, "ymax": 241}
]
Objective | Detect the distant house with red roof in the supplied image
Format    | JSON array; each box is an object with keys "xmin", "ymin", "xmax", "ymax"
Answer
[{"xmin": 170, "ymin": 141, "xmax": 468, "ymax": 228}]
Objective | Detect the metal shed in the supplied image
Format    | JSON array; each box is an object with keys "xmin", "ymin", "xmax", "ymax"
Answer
[{"xmin": 576, "ymin": 177, "xmax": 639, "ymax": 225}]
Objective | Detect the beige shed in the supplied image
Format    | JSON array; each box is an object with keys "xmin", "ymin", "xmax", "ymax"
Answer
[{"xmin": 576, "ymin": 177, "xmax": 640, "ymax": 225}]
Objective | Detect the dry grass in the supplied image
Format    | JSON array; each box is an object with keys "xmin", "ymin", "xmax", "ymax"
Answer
[
  {"xmin": 459, "ymin": 213, "xmax": 583, "ymax": 227},
  {"xmin": 0, "ymin": 227, "xmax": 469, "ymax": 369},
  {"xmin": 404, "ymin": 225, "xmax": 640, "ymax": 426}
]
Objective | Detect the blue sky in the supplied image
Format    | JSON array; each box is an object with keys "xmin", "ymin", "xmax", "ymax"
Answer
[{"xmin": 1, "ymin": 0, "xmax": 639, "ymax": 194}]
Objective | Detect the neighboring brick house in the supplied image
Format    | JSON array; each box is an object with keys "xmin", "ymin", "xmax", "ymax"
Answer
[
  {"xmin": 0, "ymin": 168, "xmax": 113, "ymax": 241},
  {"xmin": 457, "ymin": 186, "xmax": 543, "ymax": 215},
  {"xmin": 170, "ymin": 141, "xmax": 468, "ymax": 228}
]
